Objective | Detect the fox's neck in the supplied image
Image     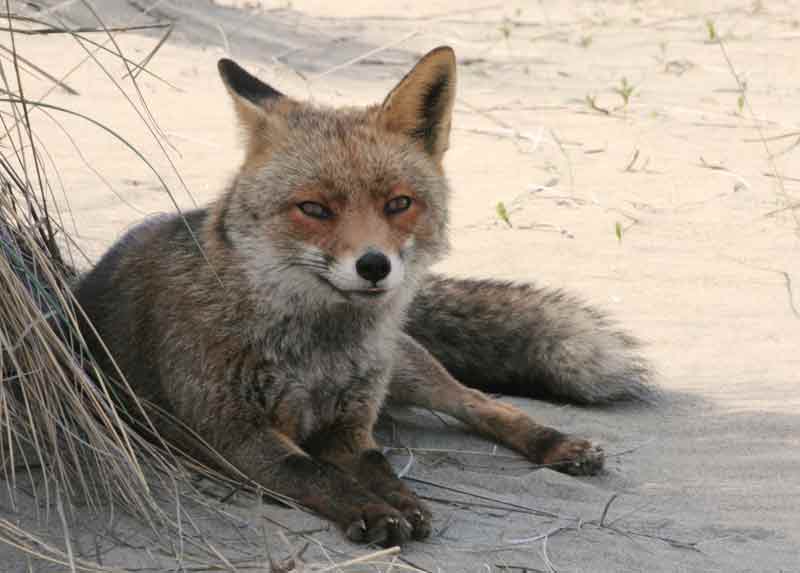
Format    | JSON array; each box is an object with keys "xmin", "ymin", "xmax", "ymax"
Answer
[
  {"xmin": 250, "ymin": 275, "xmax": 411, "ymax": 346},
  {"xmin": 253, "ymin": 297, "xmax": 403, "ymax": 358}
]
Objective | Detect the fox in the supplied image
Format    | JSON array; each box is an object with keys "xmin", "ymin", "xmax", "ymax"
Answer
[{"xmin": 74, "ymin": 46, "xmax": 653, "ymax": 547}]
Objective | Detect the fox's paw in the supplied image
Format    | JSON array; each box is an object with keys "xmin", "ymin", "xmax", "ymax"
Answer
[
  {"xmin": 345, "ymin": 503, "xmax": 413, "ymax": 547},
  {"xmin": 526, "ymin": 429, "xmax": 605, "ymax": 476},
  {"xmin": 383, "ymin": 492, "xmax": 432, "ymax": 540},
  {"xmin": 540, "ymin": 435, "xmax": 605, "ymax": 476}
]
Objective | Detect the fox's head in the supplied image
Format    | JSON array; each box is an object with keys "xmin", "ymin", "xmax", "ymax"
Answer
[{"xmin": 213, "ymin": 47, "xmax": 456, "ymax": 315}]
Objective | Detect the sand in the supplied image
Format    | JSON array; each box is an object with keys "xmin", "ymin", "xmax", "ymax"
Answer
[{"xmin": 2, "ymin": 0, "xmax": 799, "ymax": 571}]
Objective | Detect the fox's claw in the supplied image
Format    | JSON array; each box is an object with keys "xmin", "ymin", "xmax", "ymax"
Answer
[
  {"xmin": 369, "ymin": 515, "xmax": 413, "ymax": 546},
  {"xmin": 345, "ymin": 505, "xmax": 413, "ymax": 547},
  {"xmin": 382, "ymin": 491, "xmax": 432, "ymax": 540},
  {"xmin": 345, "ymin": 519, "xmax": 368, "ymax": 542},
  {"xmin": 408, "ymin": 508, "xmax": 432, "ymax": 540}
]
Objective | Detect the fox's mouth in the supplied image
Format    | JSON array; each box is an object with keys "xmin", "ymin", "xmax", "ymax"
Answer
[
  {"xmin": 350, "ymin": 288, "xmax": 387, "ymax": 298},
  {"xmin": 315, "ymin": 275, "xmax": 389, "ymax": 300}
]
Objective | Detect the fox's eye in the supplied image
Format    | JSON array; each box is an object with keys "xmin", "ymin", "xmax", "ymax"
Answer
[
  {"xmin": 297, "ymin": 201, "xmax": 333, "ymax": 220},
  {"xmin": 384, "ymin": 196, "xmax": 413, "ymax": 216}
]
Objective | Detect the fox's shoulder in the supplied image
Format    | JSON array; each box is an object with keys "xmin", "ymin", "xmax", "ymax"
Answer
[
  {"xmin": 78, "ymin": 209, "xmax": 208, "ymax": 288},
  {"xmin": 108, "ymin": 209, "xmax": 207, "ymax": 257}
]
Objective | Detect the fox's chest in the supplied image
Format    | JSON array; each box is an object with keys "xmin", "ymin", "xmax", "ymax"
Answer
[{"xmin": 237, "ymin": 338, "xmax": 396, "ymax": 443}]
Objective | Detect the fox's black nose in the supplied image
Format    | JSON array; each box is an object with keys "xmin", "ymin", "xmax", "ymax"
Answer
[{"xmin": 356, "ymin": 251, "xmax": 391, "ymax": 283}]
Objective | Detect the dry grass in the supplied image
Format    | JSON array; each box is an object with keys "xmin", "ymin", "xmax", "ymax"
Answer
[{"xmin": 0, "ymin": 8, "xmax": 238, "ymax": 570}]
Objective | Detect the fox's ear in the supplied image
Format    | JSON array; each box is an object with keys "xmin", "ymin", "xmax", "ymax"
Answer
[
  {"xmin": 218, "ymin": 58, "xmax": 284, "ymax": 131},
  {"xmin": 379, "ymin": 46, "xmax": 457, "ymax": 163}
]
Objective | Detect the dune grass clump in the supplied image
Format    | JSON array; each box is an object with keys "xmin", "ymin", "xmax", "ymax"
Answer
[
  {"xmin": 0, "ymin": 33, "xmax": 203, "ymax": 570},
  {"xmin": 0, "ymin": 9, "xmax": 273, "ymax": 570}
]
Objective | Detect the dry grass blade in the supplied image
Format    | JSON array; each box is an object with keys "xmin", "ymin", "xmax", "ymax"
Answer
[
  {"xmin": 405, "ymin": 476, "xmax": 563, "ymax": 519},
  {"xmin": 716, "ymin": 39, "xmax": 800, "ymax": 229},
  {"xmin": 0, "ymin": 20, "xmax": 171, "ymax": 36},
  {"xmin": 0, "ymin": 44, "xmax": 79, "ymax": 94},
  {"xmin": 124, "ymin": 23, "xmax": 174, "ymax": 81},
  {"xmin": 1, "ymin": 13, "xmax": 181, "ymax": 92}
]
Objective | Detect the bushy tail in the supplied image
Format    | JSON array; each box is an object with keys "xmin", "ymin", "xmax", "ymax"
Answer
[{"xmin": 405, "ymin": 274, "xmax": 655, "ymax": 405}]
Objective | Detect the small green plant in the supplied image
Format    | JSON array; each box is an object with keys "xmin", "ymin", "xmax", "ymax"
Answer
[
  {"xmin": 499, "ymin": 18, "xmax": 512, "ymax": 40},
  {"xmin": 615, "ymin": 221, "xmax": 624, "ymax": 243},
  {"xmin": 705, "ymin": 18, "xmax": 718, "ymax": 42},
  {"xmin": 736, "ymin": 80, "xmax": 748, "ymax": 115},
  {"xmin": 613, "ymin": 77, "xmax": 636, "ymax": 107},
  {"xmin": 496, "ymin": 202, "xmax": 513, "ymax": 227}
]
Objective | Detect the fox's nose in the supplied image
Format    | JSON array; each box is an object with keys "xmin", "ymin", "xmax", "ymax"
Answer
[{"xmin": 355, "ymin": 251, "xmax": 391, "ymax": 283}]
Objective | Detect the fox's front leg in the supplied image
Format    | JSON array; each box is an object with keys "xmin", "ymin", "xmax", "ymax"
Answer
[
  {"xmin": 220, "ymin": 425, "xmax": 415, "ymax": 546},
  {"xmin": 390, "ymin": 333, "xmax": 604, "ymax": 476},
  {"xmin": 306, "ymin": 424, "xmax": 432, "ymax": 540}
]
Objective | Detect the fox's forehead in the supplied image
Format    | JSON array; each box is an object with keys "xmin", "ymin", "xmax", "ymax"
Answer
[
  {"xmin": 249, "ymin": 105, "xmax": 439, "ymax": 202},
  {"xmin": 283, "ymin": 102, "xmax": 371, "ymax": 132}
]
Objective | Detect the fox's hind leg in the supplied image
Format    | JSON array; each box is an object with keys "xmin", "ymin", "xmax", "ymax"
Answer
[{"xmin": 390, "ymin": 334, "xmax": 605, "ymax": 476}]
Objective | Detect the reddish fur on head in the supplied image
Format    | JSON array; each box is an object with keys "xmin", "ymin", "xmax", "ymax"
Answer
[
  {"xmin": 213, "ymin": 49, "xmax": 456, "ymax": 304},
  {"xmin": 283, "ymin": 182, "xmax": 425, "ymax": 262}
]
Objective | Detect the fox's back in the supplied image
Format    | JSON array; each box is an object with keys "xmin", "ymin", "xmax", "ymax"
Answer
[{"xmin": 74, "ymin": 211, "xmax": 210, "ymax": 406}]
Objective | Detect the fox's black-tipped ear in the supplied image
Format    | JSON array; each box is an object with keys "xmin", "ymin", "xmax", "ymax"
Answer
[
  {"xmin": 379, "ymin": 46, "xmax": 457, "ymax": 163},
  {"xmin": 218, "ymin": 58, "xmax": 283, "ymax": 105},
  {"xmin": 218, "ymin": 59, "xmax": 284, "ymax": 136}
]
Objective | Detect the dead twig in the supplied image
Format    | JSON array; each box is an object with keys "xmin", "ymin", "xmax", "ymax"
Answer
[
  {"xmin": 697, "ymin": 156, "xmax": 750, "ymax": 191},
  {"xmin": 763, "ymin": 172, "xmax": 800, "ymax": 184},
  {"xmin": 599, "ymin": 493, "xmax": 619, "ymax": 527},
  {"xmin": 717, "ymin": 38, "xmax": 799, "ymax": 229},
  {"xmin": 585, "ymin": 94, "xmax": 611, "ymax": 115},
  {"xmin": 540, "ymin": 533, "xmax": 558, "ymax": 573},
  {"xmin": 405, "ymin": 476, "xmax": 564, "ymax": 520},
  {"xmin": 722, "ymin": 257, "xmax": 800, "ymax": 320},
  {"xmin": 0, "ymin": 22, "xmax": 171, "ymax": 35}
]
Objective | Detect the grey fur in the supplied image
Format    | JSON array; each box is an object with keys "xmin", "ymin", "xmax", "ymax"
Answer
[{"xmin": 406, "ymin": 275, "xmax": 655, "ymax": 405}]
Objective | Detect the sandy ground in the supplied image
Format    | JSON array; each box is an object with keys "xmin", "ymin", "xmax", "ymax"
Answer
[{"xmin": 2, "ymin": 0, "xmax": 799, "ymax": 571}]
